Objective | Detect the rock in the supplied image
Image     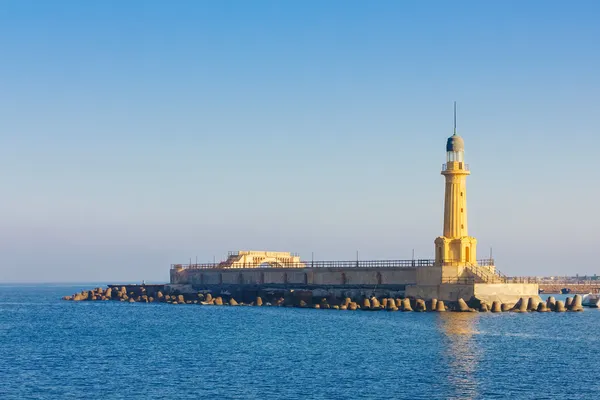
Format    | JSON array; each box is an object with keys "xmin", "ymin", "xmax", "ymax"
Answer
[
  {"xmin": 491, "ymin": 301, "xmax": 502, "ymax": 313},
  {"xmin": 546, "ymin": 296, "xmax": 556, "ymax": 311},
  {"xmin": 435, "ymin": 300, "xmax": 446, "ymax": 312},
  {"xmin": 429, "ymin": 298, "xmax": 438, "ymax": 312},
  {"xmin": 229, "ymin": 298, "xmax": 239, "ymax": 306},
  {"xmin": 362, "ymin": 298, "xmax": 371, "ymax": 310},
  {"xmin": 177, "ymin": 295, "xmax": 185, "ymax": 303},
  {"xmin": 256, "ymin": 297, "xmax": 263, "ymax": 306},
  {"xmin": 457, "ymin": 298, "xmax": 470, "ymax": 312},
  {"xmin": 554, "ymin": 300, "xmax": 566, "ymax": 312},
  {"xmin": 401, "ymin": 298, "xmax": 413, "ymax": 311},
  {"xmin": 214, "ymin": 297, "xmax": 223, "ymax": 306},
  {"xmin": 415, "ymin": 299, "xmax": 426, "ymax": 312},
  {"xmin": 537, "ymin": 302, "xmax": 548, "ymax": 312},
  {"xmin": 349, "ymin": 302, "xmax": 358, "ymax": 311},
  {"xmin": 570, "ymin": 294, "xmax": 583, "ymax": 312}
]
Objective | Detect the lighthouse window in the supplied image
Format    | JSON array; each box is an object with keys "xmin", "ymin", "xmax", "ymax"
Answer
[
  {"xmin": 460, "ymin": 192, "xmax": 463, "ymax": 197},
  {"xmin": 461, "ymin": 208, "xmax": 464, "ymax": 212}
]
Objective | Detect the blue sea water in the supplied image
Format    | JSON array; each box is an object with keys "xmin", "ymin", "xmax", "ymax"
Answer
[{"xmin": 1, "ymin": 285, "xmax": 599, "ymax": 400}]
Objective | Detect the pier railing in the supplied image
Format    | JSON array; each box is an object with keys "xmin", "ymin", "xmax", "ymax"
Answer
[{"xmin": 171, "ymin": 258, "xmax": 496, "ymax": 270}]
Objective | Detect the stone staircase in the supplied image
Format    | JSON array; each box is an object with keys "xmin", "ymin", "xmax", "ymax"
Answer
[{"xmin": 465, "ymin": 265, "xmax": 506, "ymax": 284}]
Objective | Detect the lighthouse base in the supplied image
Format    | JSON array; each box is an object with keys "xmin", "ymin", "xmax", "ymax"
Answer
[{"xmin": 406, "ymin": 282, "xmax": 539, "ymax": 307}]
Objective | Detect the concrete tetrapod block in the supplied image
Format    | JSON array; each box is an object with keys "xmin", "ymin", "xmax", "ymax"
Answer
[
  {"xmin": 457, "ymin": 298, "xmax": 470, "ymax": 312},
  {"xmin": 386, "ymin": 298, "xmax": 397, "ymax": 311},
  {"xmin": 565, "ymin": 297, "xmax": 572, "ymax": 308},
  {"xmin": 371, "ymin": 297, "xmax": 381, "ymax": 309},
  {"xmin": 537, "ymin": 302, "xmax": 549, "ymax": 312},
  {"xmin": 501, "ymin": 303, "xmax": 511, "ymax": 312},
  {"xmin": 513, "ymin": 297, "xmax": 528, "ymax": 313},
  {"xmin": 554, "ymin": 300, "xmax": 566, "ymax": 312},
  {"xmin": 344, "ymin": 297, "xmax": 352, "ymax": 307},
  {"xmin": 415, "ymin": 299, "xmax": 427, "ymax": 312},
  {"xmin": 491, "ymin": 301, "xmax": 502, "ymax": 313},
  {"xmin": 429, "ymin": 298, "xmax": 438, "ymax": 312},
  {"xmin": 546, "ymin": 296, "xmax": 556, "ymax": 311},
  {"xmin": 214, "ymin": 297, "xmax": 223, "ymax": 306},
  {"xmin": 349, "ymin": 302, "xmax": 358, "ymax": 311},
  {"xmin": 381, "ymin": 298, "xmax": 388, "ymax": 308},
  {"xmin": 362, "ymin": 298, "xmax": 371, "ymax": 310},
  {"xmin": 479, "ymin": 302, "xmax": 489, "ymax": 312},
  {"xmin": 570, "ymin": 294, "xmax": 584, "ymax": 312},
  {"xmin": 401, "ymin": 298, "xmax": 413, "ymax": 312},
  {"xmin": 205, "ymin": 293, "xmax": 213, "ymax": 303},
  {"xmin": 435, "ymin": 300, "xmax": 446, "ymax": 312},
  {"xmin": 527, "ymin": 297, "xmax": 539, "ymax": 311},
  {"xmin": 229, "ymin": 298, "xmax": 239, "ymax": 306},
  {"xmin": 256, "ymin": 297, "xmax": 263, "ymax": 306},
  {"xmin": 395, "ymin": 298, "xmax": 402, "ymax": 308}
]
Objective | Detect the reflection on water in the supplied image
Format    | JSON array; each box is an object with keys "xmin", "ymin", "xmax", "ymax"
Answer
[{"xmin": 438, "ymin": 313, "xmax": 481, "ymax": 400}]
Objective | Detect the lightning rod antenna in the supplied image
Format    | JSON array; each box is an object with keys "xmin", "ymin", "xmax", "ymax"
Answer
[{"xmin": 453, "ymin": 101, "xmax": 457, "ymax": 135}]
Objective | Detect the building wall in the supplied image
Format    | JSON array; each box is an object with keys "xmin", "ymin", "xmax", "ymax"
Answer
[{"xmin": 170, "ymin": 267, "xmax": 418, "ymax": 287}]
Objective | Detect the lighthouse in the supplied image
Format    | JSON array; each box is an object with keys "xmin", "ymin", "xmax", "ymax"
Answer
[{"xmin": 434, "ymin": 103, "xmax": 477, "ymax": 267}]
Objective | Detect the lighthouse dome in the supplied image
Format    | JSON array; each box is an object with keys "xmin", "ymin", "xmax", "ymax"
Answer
[{"xmin": 446, "ymin": 134, "xmax": 464, "ymax": 152}]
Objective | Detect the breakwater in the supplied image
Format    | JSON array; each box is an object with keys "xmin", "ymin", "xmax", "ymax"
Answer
[
  {"xmin": 539, "ymin": 284, "xmax": 600, "ymax": 294},
  {"xmin": 62, "ymin": 285, "xmax": 583, "ymax": 312}
]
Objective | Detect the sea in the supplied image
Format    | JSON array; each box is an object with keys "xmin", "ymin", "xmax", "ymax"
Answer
[{"xmin": 1, "ymin": 284, "xmax": 599, "ymax": 400}]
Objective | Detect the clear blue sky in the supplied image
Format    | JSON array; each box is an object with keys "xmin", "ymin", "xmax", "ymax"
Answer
[{"xmin": 1, "ymin": 0, "xmax": 599, "ymax": 282}]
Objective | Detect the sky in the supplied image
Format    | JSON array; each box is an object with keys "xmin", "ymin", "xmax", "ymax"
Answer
[{"xmin": 1, "ymin": 0, "xmax": 599, "ymax": 282}]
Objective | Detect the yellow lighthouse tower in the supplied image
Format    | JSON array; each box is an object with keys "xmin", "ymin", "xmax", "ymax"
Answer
[
  {"xmin": 434, "ymin": 103, "xmax": 477, "ymax": 268},
  {"xmin": 406, "ymin": 103, "xmax": 538, "ymax": 303}
]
